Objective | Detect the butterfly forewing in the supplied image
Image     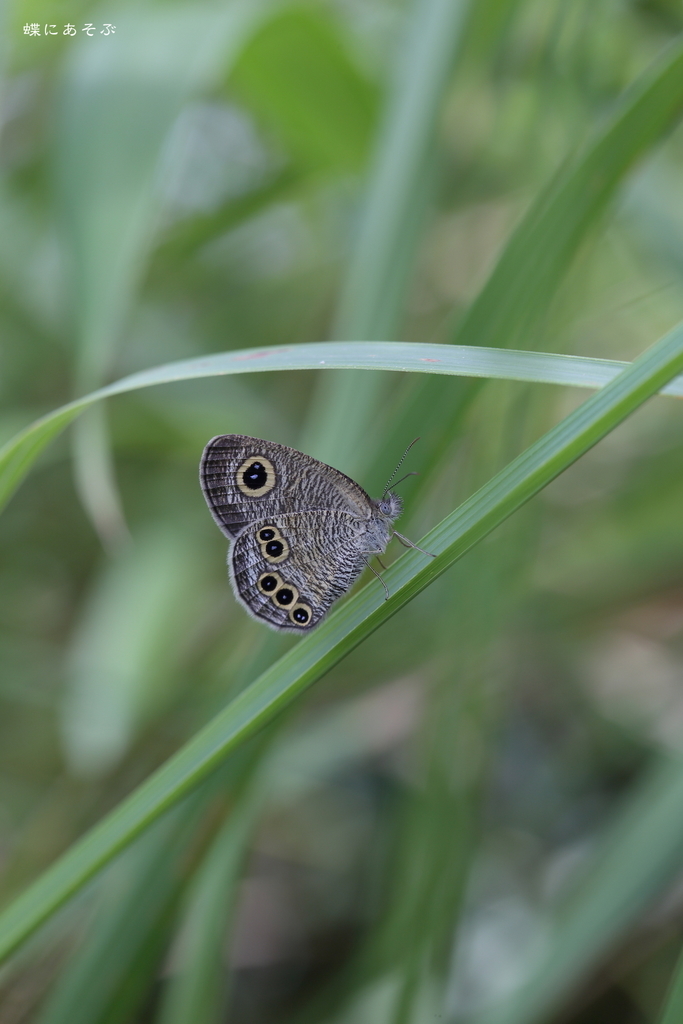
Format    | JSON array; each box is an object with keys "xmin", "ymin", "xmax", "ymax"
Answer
[
  {"xmin": 200, "ymin": 434, "xmax": 405, "ymax": 632},
  {"xmin": 201, "ymin": 435, "xmax": 371, "ymax": 539},
  {"xmin": 230, "ymin": 512, "xmax": 368, "ymax": 630}
]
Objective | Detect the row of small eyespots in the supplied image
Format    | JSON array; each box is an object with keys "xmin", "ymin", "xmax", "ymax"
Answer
[
  {"xmin": 257, "ymin": 572, "xmax": 312, "ymax": 625},
  {"xmin": 256, "ymin": 525, "xmax": 289, "ymax": 564}
]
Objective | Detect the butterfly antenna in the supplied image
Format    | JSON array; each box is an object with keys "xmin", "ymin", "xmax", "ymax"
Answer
[
  {"xmin": 391, "ymin": 471, "xmax": 418, "ymax": 490},
  {"xmin": 383, "ymin": 437, "xmax": 420, "ymax": 499}
]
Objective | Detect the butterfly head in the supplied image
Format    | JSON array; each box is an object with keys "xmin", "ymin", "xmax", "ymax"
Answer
[{"xmin": 377, "ymin": 491, "xmax": 402, "ymax": 521}]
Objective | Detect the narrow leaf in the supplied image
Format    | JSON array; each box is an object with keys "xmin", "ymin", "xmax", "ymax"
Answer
[
  {"xmin": 658, "ymin": 943, "xmax": 683, "ymax": 1024},
  {"xmin": 474, "ymin": 753, "xmax": 683, "ymax": 1024},
  {"xmin": 302, "ymin": 0, "xmax": 470, "ymax": 474},
  {"xmin": 0, "ymin": 321, "xmax": 682, "ymax": 963},
  {"xmin": 1, "ymin": 340, "xmax": 682, "ymax": 517}
]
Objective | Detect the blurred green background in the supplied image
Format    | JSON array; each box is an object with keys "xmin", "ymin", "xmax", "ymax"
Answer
[{"xmin": 4, "ymin": 0, "xmax": 683, "ymax": 1021}]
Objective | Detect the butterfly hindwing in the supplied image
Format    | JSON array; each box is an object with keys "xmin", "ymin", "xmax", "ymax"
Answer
[
  {"xmin": 230, "ymin": 511, "xmax": 368, "ymax": 630},
  {"xmin": 200, "ymin": 435, "xmax": 372, "ymax": 539}
]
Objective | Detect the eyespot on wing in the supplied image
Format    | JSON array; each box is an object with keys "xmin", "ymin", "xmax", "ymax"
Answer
[{"xmin": 236, "ymin": 455, "xmax": 276, "ymax": 497}]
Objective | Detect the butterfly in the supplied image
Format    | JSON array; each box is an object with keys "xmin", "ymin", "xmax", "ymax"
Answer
[{"xmin": 199, "ymin": 435, "xmax": 433, "ymax": 632}]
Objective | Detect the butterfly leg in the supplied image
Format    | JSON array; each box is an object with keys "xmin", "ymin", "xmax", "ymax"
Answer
[
  {"xmin": 392, "ymin": 530, "xmax": 437, "ymax": 558},
  {"xmin": 363, "ymin": 556, "xmax": 390, "ymax": 600},
  {"xmin": 375, "ymin": 555, "xmax": 388, "ymax": 571}
]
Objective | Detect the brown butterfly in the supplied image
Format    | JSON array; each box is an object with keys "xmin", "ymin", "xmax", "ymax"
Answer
[{"xmin": 200, "ymin": 436, "xmax": 432, "ymax": 632}]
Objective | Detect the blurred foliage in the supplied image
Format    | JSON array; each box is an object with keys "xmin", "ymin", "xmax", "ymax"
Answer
[{"xmin": 3, "ymin": 0, "xmax": 683, "ymax": 1023}]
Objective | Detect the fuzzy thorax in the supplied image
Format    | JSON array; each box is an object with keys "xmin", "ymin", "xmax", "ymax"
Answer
[{"xmin": 363, "ymin": 491, "xmax": 402, "ymax": 554}]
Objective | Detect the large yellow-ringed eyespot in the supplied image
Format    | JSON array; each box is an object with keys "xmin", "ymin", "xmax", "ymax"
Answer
[
  {"xmin": 289, "ymin": 603, "xmax": 312, "ymax": 626},
  {"xmin": 236, "ymin": 455, "xmax": 276, "ymax": 497},
  {"xmin": 257, "ymin": 571, "xmax": 282, "ymax": 595},
  {"xmin": 274, "ymin": 583, "xmax": 298, "ymax": 608}
]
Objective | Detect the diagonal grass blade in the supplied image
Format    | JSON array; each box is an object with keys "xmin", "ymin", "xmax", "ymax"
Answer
[{"xmin": 0, "ymin": 320, "xmax": 682, "ymax": 963}]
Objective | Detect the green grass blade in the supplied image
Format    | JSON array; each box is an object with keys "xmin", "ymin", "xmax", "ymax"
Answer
[
  {"xmin": 303, "ymin": 0, "xmax": 469, "ymax": 473},
  {"xmin": 2, "ymin": 340, "xmax": 683, "ymax": 516},
  {"xmin": 62, "ymin": 526, "xmax": 205, "ymax": 776},
  {"xmin": 382, "ymin": 34, "xmax": 683, "ymax": 495},
  {"xmin": 658, "ymin": 943, "xmax": 683, "ymax": 1024},
  {"xmin": 36, "ymin": 802, "xmax": 203, "ymax": 1024},
  {"xmin": 71, "ymin": 408, "xmax": 130, "ymax": 550},
  {"xmin": 0, "ymin": 322, "xmax": 682, "ymax": 963},
  {"xmin": 332, "ymin": 0, "xmax": 467, "ymax": 343},
  {"xmin": 473, "ymin": 753, "xmax": 683, "ymax": 1024},
  {"xmin": 57, "ymin": 2, "xmax": 269, "ymax": 390},
  {"xmin": 154, "ymin": 165, "xmax": 303, "ymax": 262},
  {"xmin": 56, "ymin": 3, "xmax": 271, "ymax": 544},
  {"xmin": 453, "ymin": 36, "xmax": 683, "ymax": 353},
  {"xmin": 156, "ymin": 782, "xmax": 264, "ymax": 1024}
]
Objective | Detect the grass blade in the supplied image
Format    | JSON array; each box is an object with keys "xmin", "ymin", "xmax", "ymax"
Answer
[
  {"xmin": 332, "ymin": 0, "xmax": 468, "ymax": 343},
  {"xmin": 57, "ymin": 1, "xmax": 269, "ymax": 390},
  {"xmin": 473, "ymin": 752, "xmax": 683, "ymax": 1024},
  {"xmin": 36, "ymin": 802, "xmax": 204, "ymax": 1024},
  {"xmin": 303, "ymin": 0, "xmax": 470, "ymax": 473},
  {"xmin": 453, "ymin": 36, "xmax": 683, "ymax": 353},
  {"xmin": 0, "ymin": 321, "xmax": 682, "ymax": 963},
  {"xmin": 2, "ymin": 340, "xmax": 683, "ymax": 516},
  {"xmin": 156, "ymin": 782, "xmax": 264, "ymax": 1024},
  {"xmin": 658, "ymin": 943, "xmax": 683, "ymax": 1024},
  {"xmin": 56, "ymin": 2, "xmax": 271, "ymax": 544},
  {"xmin": 383, "ymin": 34, "xmax": 683, "ymax": 494}
]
